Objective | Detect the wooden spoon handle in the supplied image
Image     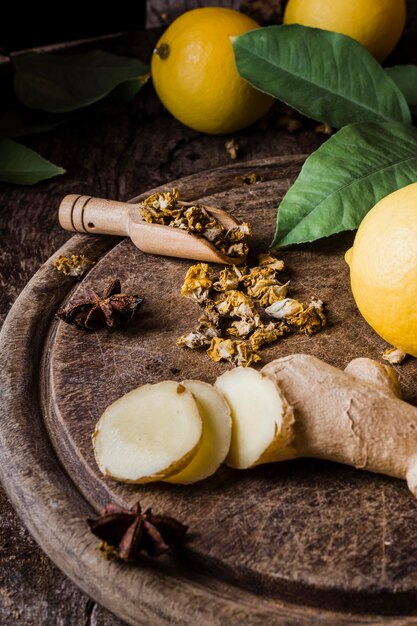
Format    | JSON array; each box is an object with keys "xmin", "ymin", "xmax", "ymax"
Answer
[{"xmin": 58, "ymin": 195, "xmax": 131, "ymax": 236}]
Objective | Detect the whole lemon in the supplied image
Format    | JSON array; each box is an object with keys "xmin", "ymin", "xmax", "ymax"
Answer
[
  {"xmin": 345, "ymin": 183, "xmax": 417, "ymax": 356},
  {"xmin": 151, "ymin": 7, "xmax": 273, "ymax": 134},
  {"xmin": 284, "ymin": 0, "xmax": 406, "ymax": 62}
]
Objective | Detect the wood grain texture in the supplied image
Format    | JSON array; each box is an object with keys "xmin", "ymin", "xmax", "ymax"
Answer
[
  {"xmin": 3, "ymin": 157, "xmax": 417, "ymax": 626},
  {"xmin": 1, "ymin": 1, "xmax": 417, "ymax": 623}
]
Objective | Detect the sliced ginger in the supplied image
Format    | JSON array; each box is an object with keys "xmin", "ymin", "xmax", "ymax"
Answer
[
  {"xmin": 165, "ymin": 380, "xmax": 232, "ymax": 484},
  {"xmin": 92, "ymin": 381, "xmax": 202, "ymax": 483},
  {"xmin": 92, "ymin": 353, "xmax": 417, "ymax": 501},
  {"xmin": 215, "ymin": 367, "xmax": 295, "ymax": 469}
]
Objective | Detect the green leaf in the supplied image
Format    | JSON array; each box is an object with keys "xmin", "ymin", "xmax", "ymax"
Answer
[
  {"xmin": 13, "ymin": 50, "xmax": 150, "ymax": 113},
  {"xmin": 0, "ymin": 139, "xmax": 65, "ymax": 185},
  {"xmin": 232, "ymin": 25, "xmax": 411, "ymax": 128},
  {"xmin": 272, "ymin": 123, "xmax": 417, "ymax": 248},
  {"xmin": 0, "ymin": 110, "xmax": 64, "ymax": 139},
  {"xmin": 386, "ymin": 66, "xmax": 417, "ymax": 113}
]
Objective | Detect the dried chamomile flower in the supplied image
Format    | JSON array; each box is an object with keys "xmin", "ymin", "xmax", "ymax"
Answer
[
  {"xmin": 315, "ymin": 123, "xmax": 333, "ymax": 136},
  {"xmin": 207, "ymin": 337, "xmax": 235, "ymax": 362},
  {"xmin": 213, "ymin": 266, "xmax": 246, "ymax": 292},
  {"xmin": 53, "ymin": 254, "xmax": 95, "ymax": 279},
  {"xmin": 276, "ymin": 115, "xmax": 302, "ymax": 133},
  {"xmin": 207, "ymin": 337, "xmax": 260, "ymax": 367},
  {"xmin": 181, "ymin": 263, "xmax": 213, "ymax": 304},
  {"xmin": 139, "ymin": 188, "xmax": 250, "ymax": 259},
  {"xmin": 203, "ymin": 221, "xmax": 226, "ymax": 243},
  {"xmin": 266, "ymin": 297, "xmax": 326, "ymax": 335},
  {"xmin": 225, "ymin": 242, "xmax": 249, "ymax": 258},
  {"xmin": 250, "ymin": 322, "xmax": 289, "ymax": 351},
  {"xmin": 215, "ymin": 290, "xmax": 261, "ymax": 325},
  {"xmin": 234, "ymin": 341, "xmax": 261, "ymax": 367},
  {"xmin": 258, "ymin": 252, "xmax": 285, "ymax": 272},
  {"xmin": 197, "ymin": 317, "xmax": 221, "ymax": 337},
  {"xmin": 184, "ymin": 206, "xmax": 217, "ymax": 234},
  {"xmin": 236, "ymin": 173, "xmax": 264, "ymax": 186},
  {"xmin": 256, "ymin": 281, "xmax": 290, "ymax": 308},
  {"xmin": 286, "ymin": 298, "xmax": 326, "ymax": 335},
  {"xmin": 243, "ymin": 265, "xmax": 276, "ymax": 288},
  {"xmin": 382, "ymin": 347, "xmax": 407, "ymax": 365},
  {"xmin": 225, "ymin": 138, "xmax": 239, "ymax": 160},
  {"xmin": 176, "ymin": 305, "xmax": 221, "ymax": 350},
  {"xmin": 227, "ymin": 221, "xmax": 252, "ymax": 243},
  {"xmin": 276, "ymin": 104, "xmax": 302, "ymax": 133},
  {"xmin": 201, "ymin": 300, "xmax": 221, "ymax": 327},
  {"xmin": 227, "ymin": 318, "xmax": 258, "ymax": 338},
  {"xmin": 177, "ymin": 331, "xmax": 213, "ymax": 349},
  {"xmin": 138, "ymin": 188, "xmax": 182, "ymax": 224},
  {"xmin": 144, "ymin": 188, "xmax": 180, "ymax": 212},
  {"xmin": 243, "ymin": 266, "xmax": 289, "ymax": 307},
  {"xmin": 265, "ymin": 298, "xmax": 303, "ymax": 320}
]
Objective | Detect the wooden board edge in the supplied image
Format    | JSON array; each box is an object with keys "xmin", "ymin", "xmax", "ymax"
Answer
[{"xmin": 0, "ymin": 157, "xmax": 407, "ymax": 626}]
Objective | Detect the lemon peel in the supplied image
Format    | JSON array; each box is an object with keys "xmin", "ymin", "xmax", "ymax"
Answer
[
  {"xmin": 151, "ymin": 7, "xmax": 273, "ymax": 134},
  {"xmin": 284, "ymin": 0, "xmax": 406, "ymax": 62},
  {"xmin": 346, "ymin": 182, "xmax": 417, "ymax": 356}
]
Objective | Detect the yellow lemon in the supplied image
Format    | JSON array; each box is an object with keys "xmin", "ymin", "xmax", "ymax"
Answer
[
  {"xmin": 345, "ymin": 183, "xmax": 417, "ymax": 356},
  {"xmin": 151, "ymin": 7, "xmax": 273, "ymax": 135},
  {"xmin": 284, "ymin": 0, "xmax": 406, "ymax": 62}
]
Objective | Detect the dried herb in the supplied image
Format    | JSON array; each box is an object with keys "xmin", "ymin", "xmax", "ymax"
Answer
[
  {"xmin": 225, "ymin": 138, "xmax": 239, "ymax": 159},
  {"xmin": 138, "ymin": 188, "xmax": 251, "ymax": 259},
  {"xmin": 53, "ymin": 254, "xmax": 95, "ymax": 278},
  {"xmin": 181, "ymin": 263, "xmax": 214, "ymax": 304},
  {"xmin": 382, "ymin": 347, "xmax": 407, "ymax": 365},
  {"xmin": 315, "ymin": 123, "xmax": 333, "ymax": 136},
  {"xmin": 276, "ymin": 104, "xmax": 302, "ymax": 133},
  {"xmin": 177, "ymin": 254, "xmax": 327, "ymax": 366},
  {"xmin": 87, "ymin": 500, "xmax": 188, "ymax": 562},
  {"xmin": 57, "ymin": 279, "xmax": 142, "ymax": 331},
  {"xmin": 236, "ymin": 172, "xmax": 264, "ymax": 186},
  {"xmin": 207, "ymin": 337, "xmax": 261, "ymax": 368},
  {"xmin": 265, "ymin": 297, "xmax": 326, "ymax": 335}
]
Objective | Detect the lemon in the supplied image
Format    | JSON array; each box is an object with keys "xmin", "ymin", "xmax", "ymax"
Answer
[
  {"xmin": 284, "ymin": 0, "xmax": 406, "ymax": 62},
  {"xmin": 345, "ymin": 183, "xmax": 417, "ymax": 356},
  {"xmin": 151, "ymin": 7, "xmax": 273, "ymax": 135}
]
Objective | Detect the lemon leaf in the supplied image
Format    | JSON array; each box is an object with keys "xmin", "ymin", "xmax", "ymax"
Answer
[
  {"xmin": 0, "ymin": 110, "xmax": 64, "ymax": 139},
  {"xmin": 386, "ymin": 66, "xmax": 417, "ymax": 113},
  {"xmin": 272, "ymin": 123, "xmax": 417, "ymax": 248},
  {"xmin": 13, "ymin": 50, "xmax": 149, "ymax": 113},
  {"xmin": 0, "ymin": 139, "xmax": 65, "ymax": 185},
  {"xmin": 232, "ymin": 25, "xmax": 411, "ymax": 128}
]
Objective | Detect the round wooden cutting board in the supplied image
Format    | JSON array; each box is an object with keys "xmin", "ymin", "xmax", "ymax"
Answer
[{"xmin": 2, "ymin": 156, "xmax": 417, "ymax": 626}]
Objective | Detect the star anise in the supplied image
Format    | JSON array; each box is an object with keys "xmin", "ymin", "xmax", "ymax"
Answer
[
  {"xmin": 87, "ymin": 501, "xmax": 188, "ymax": 562},
  {"xmin": 57, "ymin": 279, "xmax": 142, "ymax": 331}
]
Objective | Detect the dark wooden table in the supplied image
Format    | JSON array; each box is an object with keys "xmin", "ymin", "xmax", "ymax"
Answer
[{"xmin": 1, "ymin": 3, "xmax": 416, "ymax": 623}]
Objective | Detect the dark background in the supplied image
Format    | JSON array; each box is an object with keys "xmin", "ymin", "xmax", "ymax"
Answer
[{"xmin": 0, "ymin": 3, "xmax": 147, "ymax": 51}]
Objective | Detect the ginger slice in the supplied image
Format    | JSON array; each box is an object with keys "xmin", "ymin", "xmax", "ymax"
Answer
[
  {"xmin": 215, "ymin": 367, "xmax": 295, "ymax": 469},
  {"xmin": 165, "ymin": 381, "xmax": 232, "ymax": 484},
  {"xmin": 92, "ymin": 381, "xmax": 202, "ymax": 483}
]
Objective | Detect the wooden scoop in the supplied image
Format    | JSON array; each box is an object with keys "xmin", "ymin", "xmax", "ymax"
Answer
[{"xmin": 58, "ymin": 194, "xmax": 247, "ymax": 265}]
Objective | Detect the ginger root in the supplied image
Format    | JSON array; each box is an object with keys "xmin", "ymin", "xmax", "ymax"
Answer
[
  {"xmin": 92, "ymin": 352, "xmax": 417, "ymax": 498},
  {"xmin": 261, "ymin": 354, "xmax": 417, "ymax": 497},
  {"xmin": 344, "ymin": 357, "xmax": 402, "ymax": 399}
]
